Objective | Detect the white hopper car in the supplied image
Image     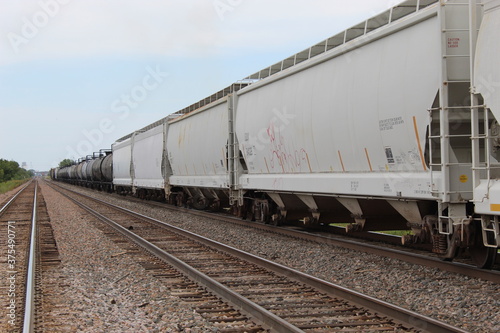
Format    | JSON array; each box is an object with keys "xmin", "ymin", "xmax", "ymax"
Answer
[{"xmin": 64, "ymin": 0, "xmax": 500, "ymax": 268}]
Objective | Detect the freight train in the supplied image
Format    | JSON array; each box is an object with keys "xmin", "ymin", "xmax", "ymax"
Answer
[{"xmin": 52, "ymin": 0, "xmax": 500, "ymax": 268}]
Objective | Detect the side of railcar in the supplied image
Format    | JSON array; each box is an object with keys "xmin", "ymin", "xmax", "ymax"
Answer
[
  {"xmin": 112, "ymin": 138, "xmax": 133, "ymax": 195},
  {"xmin": 90, "ymin": 152, "xmax": 113, "ymax": 192},
  {"xmin": 228, "ymin": 0, "xmax": 499, "ymax": 266},
  {"xmin": 100, "ymin": 153, "xmax": 113, "ymax": 192},
  {"xmin": 470, "ymin": 0, "xmax": 500, "ymax": 267},
  {"xmin": 81, "ymin": 159, "xmax": 92, "ymax": 185},
  {"xmin": 234, "ymin": 3, "xmax": 441, "ymax": 229},
  {"xmin": 166, "ymin": 97, "xmax": 231, "ymax": 210},
  {"xmin": 132, "ymin": 124, "xmax": 166, "ymax": 200}
]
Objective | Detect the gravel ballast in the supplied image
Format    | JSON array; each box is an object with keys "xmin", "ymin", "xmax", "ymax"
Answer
[
  {"xmin": 45, "ymin": 182, "xmax": 499, "ymax": 332},
  {"xmin": 39, "ymin": 182, "xmax": 221, "ymax": 332}
]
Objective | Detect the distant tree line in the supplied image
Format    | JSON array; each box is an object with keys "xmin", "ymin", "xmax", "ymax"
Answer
[
  {"xmin": 58, "ymin": 159, "xmax": 74, "ymax": 168},
  {"xmin": 0, "ymin": 159, "xmax": 34, "ymax": 182}
]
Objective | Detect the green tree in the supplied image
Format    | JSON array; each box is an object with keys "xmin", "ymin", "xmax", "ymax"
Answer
[
  {"xmin": 0, "ymin": 159, "xmax": 19, "ymax": 182},
  {"xmin": 0, "ymin": 159, "xmax": 33, "ymax": 182},
  {"xmin": 14, "ymin": 168, "xmax": 33, "ymax": 179},
  {"xmin": 59, "ymin": 159, "xmax": 74, "ymax": 168}
]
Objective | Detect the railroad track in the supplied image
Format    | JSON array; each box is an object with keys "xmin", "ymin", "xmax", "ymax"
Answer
[
  {"xmin": 0, "ymin": 180, "xmax": 37, "ymax": 332},
  {"xmin": 0, "ymin": 180, "xmax": 69, "ymax": 333},
  {"xmin": 48, "ymin": 181, "xmax": 468, "ymax": 332},
  {"xmin": 108, "ymin": 188, "xmax": 500, "ymax": 283},
  {"xmin": 34, "ymin": 186, "xmax": 70, "ymax": 333},
  {"xmin": 186, "ymin": 212, "xmax": 500, "ymax": 284},
  {"xmin": 53, "ymin": 181, "xmax": 500, "ymax": 284}
]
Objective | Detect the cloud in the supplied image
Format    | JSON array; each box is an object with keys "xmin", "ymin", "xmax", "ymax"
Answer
[
  {"xmin": 0, "ymin": 0, "xmax": 393, "ymax": 66},
  {"xmin": 1, "ymin": 1, "xmax": 202, "ymax": 64}
]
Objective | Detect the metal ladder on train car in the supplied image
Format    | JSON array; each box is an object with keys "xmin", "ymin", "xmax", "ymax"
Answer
[
  {"xmin": 480, "ymin": 216, "xmax": 500, "ymax": 247},
  {"xmin": 228, "ymin": 93, "xmax": 244, "ymax": 206},
  {"xmin": 471, "ymin": 94, "xmax": 500, "ymax": 248},
  {"xmin": 429, "ymin": 0, "xmax": 483, "ymax": 238},
  {"xmin": 468, "ymin": 0, "xmax": 500, "ymax": 248}
]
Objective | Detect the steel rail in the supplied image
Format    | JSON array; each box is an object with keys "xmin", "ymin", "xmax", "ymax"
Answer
[
  {"xmin": 53, "ymin": 185, "xmax": 303, "ymax": 333},
  {"xmin": 22, "ymin": 180, "xmax": 38, "ymax": 333},
  {"xmin": 50, "ymin": 182, "xmax": 469, "ymax": 333},
  {"xmin": 111, "ymin": 192, "xmax": 500, "ymax": 283},
  {"xmin": 230, "ymin": 218, "xmax": 500, "ymax": 283},
  {"xmin": 137, "ymin": 197, "xmax": 500, "ymax": 283},
  {"xmin": 48, "ymin": 181, "xmax": 500, "ymax": 282}
]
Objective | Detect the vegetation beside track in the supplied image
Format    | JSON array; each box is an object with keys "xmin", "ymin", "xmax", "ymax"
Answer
[
  {"xmin": 0, "ymin": 179, "xmax": 30, "ymax": 194},
  {"xmin": 0, "ymin": 159, "xmax": 33, "ymax": 194}
]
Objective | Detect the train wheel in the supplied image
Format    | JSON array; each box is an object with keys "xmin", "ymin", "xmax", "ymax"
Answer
[
  {"xmin": 470, "ymin": 244, "xmax": 497, "ymax": 269},
  {"xmin": 271, "ymin": 215, "xmax": 282, "ymax": 226},
  {"xmin": 469, "ymin": 223, "xmax": 497, "ymax": 269},
  {"xmin": 237, "ymin": 204, "xmax": 246, "ymax": 218},
  {"xmin": 260, "ymin": 202, "xmax": 270, "ymax": 224},
  {"xmin": 176, "ymin": 192, "xmax": 185, "ymax": 207},
  {"xmin": 237, "ymin": 201, "xmax": 249, "ymax": 220},
  {"xmin": 168, "ymin": 194, "xmax": 175, "ymax": 205},
  {"xmin": 192, "ymin": 195, "xmax": 209, "ymax": 210},
  {"xmin": 209, "ymin": 200, "xmax": 221, "ymax": 212}
]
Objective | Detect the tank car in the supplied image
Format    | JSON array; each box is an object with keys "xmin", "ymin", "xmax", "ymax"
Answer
[
  {"xmin": 67, "ymin": 164, "xmax": 78, "ymax": 182},
  {"xmin": 57, "ymin": 166, "xmax": 68, "ymax": 180},
  {"xmin": 55, "ymin": 151, "xmax": 113, "ymax": 190},
  {"xmin": 80, "ymin": 156, "xmax": 92, "ymax": 186},
  {"xmin": 86, "ymin": 151, "xmax": 113, "ymax": 191},
  {"xmin": 100, "ymin": 153, "xmax": 113, "ymax": 192},
  {"xmin": 91, "ymin": 157, "xmax": 103, "ymax": 182},
  {"xmin": 49, "ymin": 168, "xmax": 59, "ymax": 180},
  {"xmin": 88, "ymin": 159, "xmax": 98, "ymax": 183},
  {"xmin": 75, "ymin": 161, "xmax": 85, "ymax": 182}
]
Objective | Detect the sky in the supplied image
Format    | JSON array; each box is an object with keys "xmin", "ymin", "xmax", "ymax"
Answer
[{"xmin": 0, "ymin": 0, "xmax": 395, "ymax": 171}]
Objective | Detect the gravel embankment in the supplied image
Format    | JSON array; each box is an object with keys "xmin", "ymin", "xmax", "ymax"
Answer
[
  {"xmin": 52, "ymin": 182, "xmax": 500, "ymax": 333},
  {"xmin": 39, "ymin": 182, "xmax": 221, "ymax": 332}
]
